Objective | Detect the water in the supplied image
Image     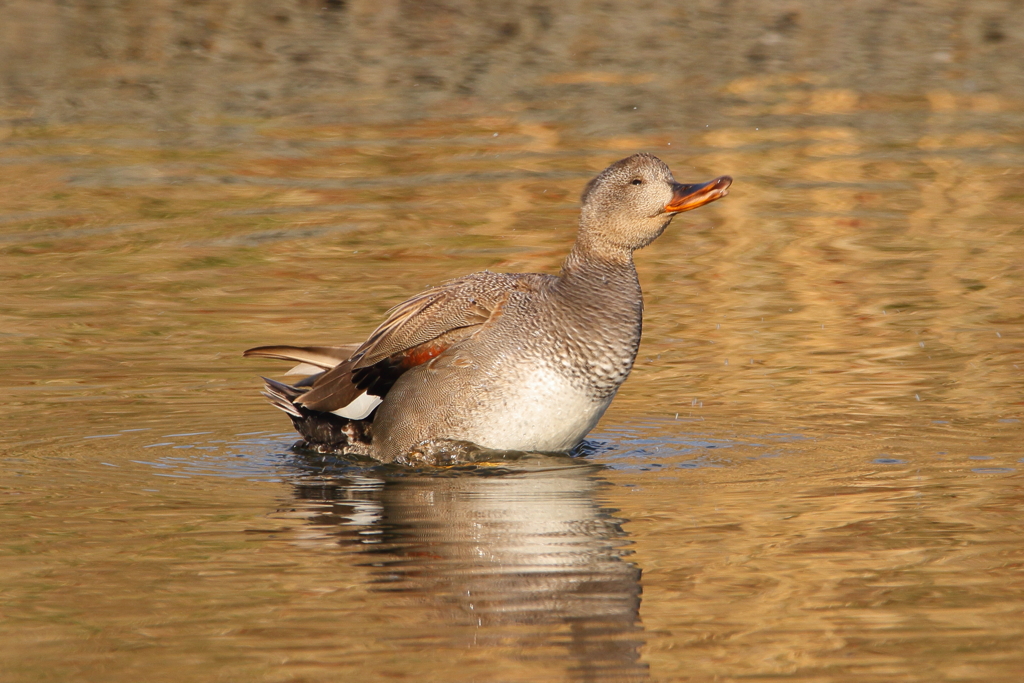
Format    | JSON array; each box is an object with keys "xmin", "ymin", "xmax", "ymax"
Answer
[{"xmin": 2, "ymin": 2, "xmax": 1023, "ymax": 681}]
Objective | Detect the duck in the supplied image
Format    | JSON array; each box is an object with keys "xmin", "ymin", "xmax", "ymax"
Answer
[{"xmin": 244, "ymin": 153, "xmax": 731, "ymax": 465}]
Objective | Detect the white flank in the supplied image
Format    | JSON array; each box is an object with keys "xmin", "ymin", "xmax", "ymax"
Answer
[{"xmin": 331, "ymin": 391, "xmax": 383, "ymax": 420}]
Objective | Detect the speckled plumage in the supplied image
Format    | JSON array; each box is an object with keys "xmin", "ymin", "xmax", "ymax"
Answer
[{"xmin": 244, "ymin": 154, "xmax": 731, "ymax": 463}]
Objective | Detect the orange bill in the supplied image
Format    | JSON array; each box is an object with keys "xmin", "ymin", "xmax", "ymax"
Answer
[{"xmin": 663, "ymin": 176, "xmax": 733, "ymax": 214}]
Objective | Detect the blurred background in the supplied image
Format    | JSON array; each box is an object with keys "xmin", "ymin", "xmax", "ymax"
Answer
[
  {"xmin": 2, "ymin": 0, "xmax": 1022, "ymax": 430},
  {"xmin": 1, "ymin": 2, "xmax": 1023, "ymax": 682}
]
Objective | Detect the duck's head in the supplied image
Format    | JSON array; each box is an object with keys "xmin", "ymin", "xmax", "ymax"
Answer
[{"xmin": 579, "ymin": 153, "xmax": 731, "ymax": 252}]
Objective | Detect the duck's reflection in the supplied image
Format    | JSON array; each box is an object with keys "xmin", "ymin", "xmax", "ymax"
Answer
[{"xmin": 287, "ymin": 458, "xmax": 647, "ymax": 681}]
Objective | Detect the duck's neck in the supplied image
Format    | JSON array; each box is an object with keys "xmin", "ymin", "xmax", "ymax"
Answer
[
  {"xmin": 553, "ymin": 233, "xmax": 644, "ymax": 397},
  {"xmin": 559, "ymin": 233, "xmax": 638, "ymax": 288},
  {"xmin": 557, "ymin": 233, "xmax": 643, "ymax": 326}
]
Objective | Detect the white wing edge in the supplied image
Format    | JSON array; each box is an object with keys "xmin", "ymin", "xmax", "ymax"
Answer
[{"xmin": 331, "ymin": 391, "xmax": 383, "ymax": 420}]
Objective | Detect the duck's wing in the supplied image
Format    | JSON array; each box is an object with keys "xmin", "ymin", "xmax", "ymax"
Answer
[
  {"xmin": 244, "ymin": 344, "xmax": 373, "ymax": 417},
  {"xmin": 292, "ymin": 271, "xmax": 553, "ymax": 415},
  {"xmin": 352, "ymin": 271, "xmax": 551, "ymax": 368},
  {"xmin": 243, "ymin": 344, "xmax": 360, "ymax": 376}
]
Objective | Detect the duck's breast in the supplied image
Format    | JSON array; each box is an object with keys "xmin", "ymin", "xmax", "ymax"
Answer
[{"xmin": 461, "ymin": 361, "xmax": 615, "ymax": 452}]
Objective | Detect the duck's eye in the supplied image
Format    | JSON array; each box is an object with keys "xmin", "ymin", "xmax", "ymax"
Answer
[{"xmin": 631, "ymin": 179, "xmax": 643, "ymax": 186}]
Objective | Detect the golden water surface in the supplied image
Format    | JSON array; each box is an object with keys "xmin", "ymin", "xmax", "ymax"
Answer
[{"xmin": 1, "ymin": 3, "xmax": 1023, "ymax": 681}]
